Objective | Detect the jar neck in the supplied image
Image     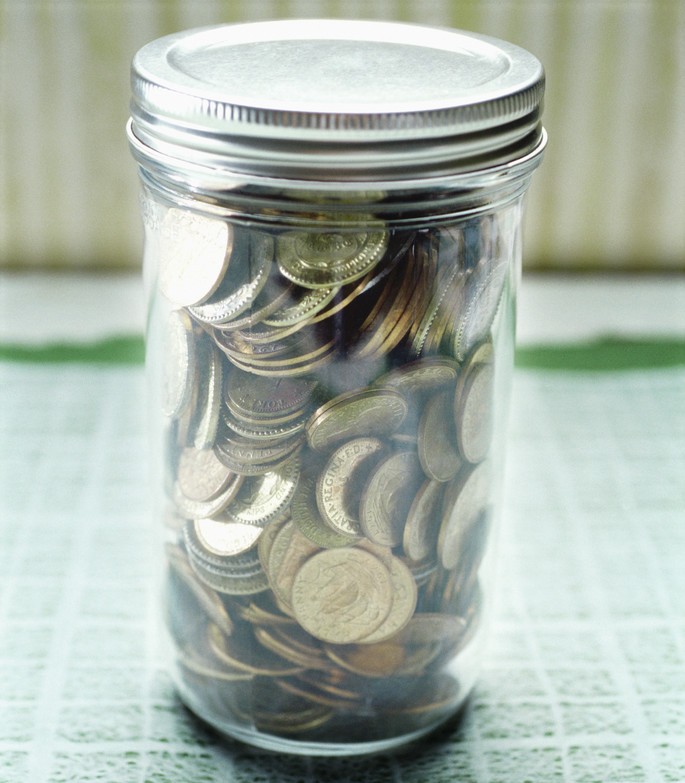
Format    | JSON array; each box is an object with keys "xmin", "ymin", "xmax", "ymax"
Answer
[{"xmin": 129, "ymin": 123, "xmax": 546, "ymax": 229}]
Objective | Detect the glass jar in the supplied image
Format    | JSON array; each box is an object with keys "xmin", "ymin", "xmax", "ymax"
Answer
[{"xmin": 128, "ymin": 19, "xmax": 545, "ymax": 757}]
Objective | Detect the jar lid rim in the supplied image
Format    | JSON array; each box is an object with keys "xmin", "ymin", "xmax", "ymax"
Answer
[{"xmin": 129, "ymin": 19, "xmax": 545, "ymax": 177}]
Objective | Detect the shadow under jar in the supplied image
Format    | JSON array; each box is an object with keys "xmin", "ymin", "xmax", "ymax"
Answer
[{"xmin": 127, "ymin": 18, "xmax": 546, "ymax": 757}]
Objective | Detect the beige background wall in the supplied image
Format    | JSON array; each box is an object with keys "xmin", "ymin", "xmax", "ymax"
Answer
[{"xmin": 1, "ymin": 0, "xmax": 683, "ymax": 271}]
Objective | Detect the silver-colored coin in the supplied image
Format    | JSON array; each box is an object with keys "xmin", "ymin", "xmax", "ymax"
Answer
[
  {"xmin": 187, "ymin": 233, "xmax": 272, "ymax": 325},
  {"xmin": 158, "ymin": 208, "xmax": 231, "ymax": 307},
  {"xmin": 454, "ymin": 360, "xmax": 495, "ymax": 464},
  {"xmin": 451, "ymin": 257, "xmax": 508, "ymax": 361},
  {"xmin": 191, "ymin": 338, "xmax": 224, "ymax": 450},
  {"xmin": 193, "ymin": 517, "xmax": 263, "ymax": 557},
  {"xmin": 418, "ymin": 390, "xmax": 462, "ymax": 482},
  {"xmin": 176, "ymin": 445, "xmax": 234, "ymax": 503},
  {"xmin": 172, "ymin": 472, "xmax": 244, "ymax": 519},
  {"xmin": 162, "ymin": 309, "xmax": 196, "ymax": 418},
  {"xmin": 222, "ymin": 456, "xmax": 300, "ymax": 527},
  {"xmin": 437, "ymin": 462, "xmax": 491, "ymax": 571},
  {"xmin": 306, "ymin": 388, "xmax": 407, "ymax": 452}
]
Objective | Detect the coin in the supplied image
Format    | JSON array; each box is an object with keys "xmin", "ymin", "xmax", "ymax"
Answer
[
  {"xmin": 176, "ymin": 446, "xmax": 235, "ymax": 503},
  {"xmin": 437, "ymin": 462, "xmax": 490, "ymax": 570},
  {"xmin": 190, "ymin": 339, "xmax": 223, "ymax": 449},
  {"xmin": 454, "ymin": 360, "xmax": 494, "ymax": 463},
  {"xmin": 166, "ymin": 543, "xmax": 234, "ymax": 638},
  {"xmin": 452, "ymin": 256, "xmax": 508, "ymax": 361},
  {"xmin": 402, "ymin": 479, "xmax": 444, "ymax": 562},
  {"xmin": 226, "ymin": 370, "xmax": 316, "ymax": 422},
  {"xmin": 326, "ymin": 613, "xmax": 466, "ymax": 677},
  {"xmin": 172, "ymin": 471, "xmax": 244, "ymax": 520},
  {"xmin": 266, "ymin": 519, "xmax": 320, "ymax": 608},
  {"xmin": 221, "ymin": 456, "xmax": 300, "ymax": 527},
  {"xmin": 356, "ymin": 554, "xmax": 417, "ymax": 645},
  {"xmin": 374, "ymin": 357, "xmax": 459, "ymax": 398},
  {"xmin": 316, "ymin": 437, "xmax": 385, "ymax": 539},
  {"xmin": 162, "ymin": 309, "xmax": 196, "ymax": 418},
  {"xmin": 418, "ymin": 390, "xmax": 462, "ymax": 482},
  {"xmin": 359, "ymin": 451, "xmax": 423, "ymax": 548},
  {"xmin": 186, "ymin": 233, "xmax": 273, "ymax": 326},
  {"xmin": 306, "ymin": 388, "xmax": 407, "ymax": 452},
  {"xmin": 291, "ymin": 476, "xmax": 354, "ymax": 549},
  {"xmin": 194, "ymin": 518, "xmax": 263, "ymax": 557},
  {"xmin": 158, "ymin": 208, "xmax": 231, "ymax": 306},
  {"xmin": 262, "ymin": 283, "xmax": 339, "ymax": 327},
  {"xmin": 208, "ymin": 623, "xmax": 305, "ymax": 676},
  {"xmin": 291, "ymin": 548, "xmax": 393, "ymax": 644},
  {"xmin": 186, "ymin": 554, "xmax": 271, "ymax": 596},
  {"xmin": 214, "ymin": 430, "xmax": 303, "ymax": 476},
  {"xmin": 277, "ymin": 219, "xmax": 388, "ymax": 288},
  {"xmin": 254, "ymin": 624, "xmax": 330, "ymax": 671}
]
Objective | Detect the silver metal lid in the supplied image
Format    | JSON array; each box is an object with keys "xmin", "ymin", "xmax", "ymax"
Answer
[{"xmin": 129, "ymin": 19, "xmax": 545, "ymax": 184}]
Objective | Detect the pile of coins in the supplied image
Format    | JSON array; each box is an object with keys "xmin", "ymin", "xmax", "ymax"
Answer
[{"xmin": 155, "ymin": 203, "xmax": 507, "ymax": 743}]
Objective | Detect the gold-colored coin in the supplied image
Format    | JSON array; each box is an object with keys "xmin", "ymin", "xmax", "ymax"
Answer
[
  {"xmin": 207, "ymin": 623, "xmax": 305, "ymax": 676},
  {"xmin": 359, "ymin": 451, "xmax": 423, "ymax": 548},
  {"xmin": 402, "ymin": 479, "xmax": 444, "ymax": 562},
  {"xmin": 254, "ymin": 702, "xmax": 333, "ymax": 735},
  {"xmin": 417, "ymin": 390, "xmax": 462, "ymax": 482},
  {"xmin": 176, "ymin": 446, "xmax": 235, "ymax": 503},
  {"xmin": 262, "ymin": 283, "xmax": 339, "ymax": 327},
  {"xmin": 277, "ymin": 218, "xmax": 388, "ymax": 289},
  {"xmin": 266, "ymin": 519, "xmax": 320, "ymax": 608},
  {"xmin": 254, "ymin": 624, "xmax": 329, "ymax": 670},
  {"xmin": 374, "ymin": 357, "xmax": 459, "ymax": 398},
  {"xmin": 437, "ymin": 462, "xmax": 490, "ymax": 570},
  {"xmin": 454, "ymin": 360, "xmax": 495, "ymax": 464},
  {"xmin": 306, "ymin": 388, "xmax": 407, "ymax": 452},
  {"xmin": 177, "ymin": 650, "xmax": 254, "ymax": 683},
  {"xmin": 162, "ymin": 309, "xmax": 196, "ymax": 418},
  {"xmin": 257, "ymin": 516, "xmax": 289, "ymax": 571},
  {"xmin": 291, "ymin": 476, "xmax": 354, "ymax": 549},
  {"xmin": 325, "ymin": 613, "xmax": 465, "ymax": 677},
  {"xmin": 316, "ymin": 437, "xmax": 385, "ymax": 539},
  {"xmin": 278, "ymin": 677, "xmax": 361, "ymax": 710},
  {"xmin": 356, "ymin": 553, "xmax": 417, "ymax": 645},
  {"xmin": 158, "ymin": 208, "xmax": 231, "ymax": 306},
  {"xmin": 291, "ymin": 548, "xmax": 393, "ymax": 644}
]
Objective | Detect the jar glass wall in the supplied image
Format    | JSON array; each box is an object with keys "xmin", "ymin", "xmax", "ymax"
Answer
[
  {"xmin": 129, "ymin": 18, "xmax": 545, "ymax": 756},
  {"xmin": 138, "ymin": 173, "xmax": 528, "ymax": 755}
]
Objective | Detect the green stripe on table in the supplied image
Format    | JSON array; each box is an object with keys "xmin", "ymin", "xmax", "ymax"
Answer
[
  {"xmin": 515, "ymin": 338, "xmax": 685, "ymax": 371},
  {"xmin": 0, "ymin": 336, "xmax": 145, "ymax": 364},
  {"xmin": 0, "ymin": 337, "xmax": 683, "ymax": 370}
]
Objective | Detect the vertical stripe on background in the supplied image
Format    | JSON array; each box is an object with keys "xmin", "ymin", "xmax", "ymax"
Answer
[
  {"xmin": 0, "ymin": 0, "xmax": 683, "ymax": 271},
  {"xmin": 2, "ymin": 4, "xmax": 50, "ymax": 265}
]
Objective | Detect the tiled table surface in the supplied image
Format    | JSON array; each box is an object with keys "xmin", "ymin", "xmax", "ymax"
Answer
[{"xmin": 0, "ymin": 274, "xmax": 683, "ymax": 782}]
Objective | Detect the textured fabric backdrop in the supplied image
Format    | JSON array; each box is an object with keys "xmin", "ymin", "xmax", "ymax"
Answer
[{"xmin": 1, "ymin": 0, "xmax": 683, "ymax": 271}]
